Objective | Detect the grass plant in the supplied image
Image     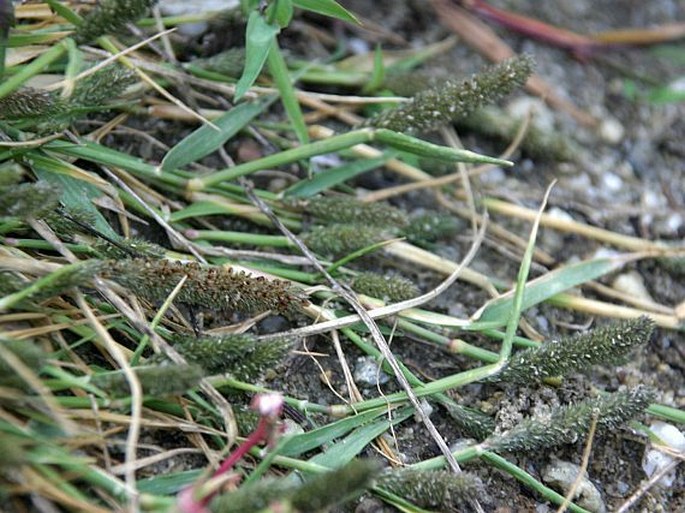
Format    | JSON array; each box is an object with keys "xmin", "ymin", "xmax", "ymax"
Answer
[{"xmin": 1, "ymin": 1, "xmax": 683, "ymax": 512}]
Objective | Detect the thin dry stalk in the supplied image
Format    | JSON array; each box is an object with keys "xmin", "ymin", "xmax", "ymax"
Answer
[
  {"xmin": 73, "ymin": 291, "xmax": 142, "ymax": 512},
  {"xmin": 616, "ymin": 457, "xmax": 682, "ymax": 513},
  {"xmin": 556, "ymin": 412, "xmax": 599, "ymax": 513}
]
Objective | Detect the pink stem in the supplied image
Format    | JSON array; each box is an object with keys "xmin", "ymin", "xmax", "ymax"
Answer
[{"xmin": 211, "ymin": 418, "xmax": 268, "ymax": 479}]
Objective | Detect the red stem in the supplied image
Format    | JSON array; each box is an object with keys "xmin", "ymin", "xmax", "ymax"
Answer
[
  {"xmin": 212, "ymin": 418, "xmax": 268, "ymax": 478},
  {"xmin": 462, "ymin": 0, "xmax": 601, "ymax": 56}
]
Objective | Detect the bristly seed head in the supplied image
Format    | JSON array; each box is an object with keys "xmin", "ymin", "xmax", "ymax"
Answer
[
  {"xmin": 92, "ymin": 363, "xmax": 204, "ymax": 397},
  {"xmin": 487, "ymin": 316, "xmax": 655, "ymax": 385},
  {"xmin": 74, "ymin": 0, "xmax": 159, "ymax": 44},
  {"xmin": 302, "ymin": 223, "xmax": 392, "ymax": 257},
  {"xmin": 351, "ymin": 271, "xmax": 419, "ymax": 302},
  {"xmin": 363, "ymin": 54, "xmax": 535, "ymax": 133},
  {"xmin": 486, "ymin": 385, "xmax": 655, "ymax": 453},
  {"xmin": 101, "ymin": 259, "xmax": 307, "ymax": 316},
  {"xmin": 377, "ymin": 469, "xmax": 483, "ymax": 513},
  {"xmin": 160, "ymin": 333, "xmax": 292, "ymax": 381},
  {"xmin": 305, "ymin": 196, "xmax": 409, "ymax": 228}
]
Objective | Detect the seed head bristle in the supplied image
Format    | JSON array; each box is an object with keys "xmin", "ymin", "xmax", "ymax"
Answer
[
  {"xmin": 364, "ymin": 54, "xmax": 535, "ymax": 133},
  {"xmin": 487, "ymin": 385, "xmax": 655, "ymax": 453},
  {"xmin": 351, "ymin": 271, "xmax": 419, "ymax": 302},
  {"xmin": 161, "ymin": 333, "xmax": 292, "ymax": 381},
  {"xmin": 488, "ymin": 317, "xmax": 655, "ymax": 385},
  {"xmin": 102, "ymin": 258, "xmax": 307, "ymax": 315},
  {"xmin": 74, "ymin": 0, "xmax": 158, "ymax": 44},
  {"xmin": 92, "ymin": 363, "xmax": 204, "ymax": 396},
  {"xmin": 377, "ymin": 469, "xmax": 483, "ymax": 513},
  {"xmin": 302, "ymin": 224, "xmax": 391, "ymax": 256},
  {"xmin": 305, "ymin": 196, "xmax": 409, "ymax": 228}
]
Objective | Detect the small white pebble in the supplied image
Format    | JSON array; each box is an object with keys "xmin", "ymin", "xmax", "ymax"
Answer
[
  {"xmin": 354, "ymin": 356, "xmax": 389, "ymax": 387},
  {"xmin": 506, "ymin": 97, "xmax": 555, "ymax": 130},
  {"xmin": 542, "ymin": 459, "xmax": 606, "ymax": 513},
  {"xmin": 547, "ymin": 206, "xmax": 574, "ymax": 222},
  {"xmin": 347, "ymin": 37, "xmax": 370, "ymax": 55},
  {"xmin": 642, "ymin": 422, "xmax": 685, "ymax": 488},
  {"xmin": 598, "ymin": 117, "xmax": 625, "ymax": 145},
  {"xmin": 612, "ymin": 271, "xmax": 655, "ymax": 303},
  {"xmin": 601, "ymin": 171, "xmax": 623, "ymax": 192}
]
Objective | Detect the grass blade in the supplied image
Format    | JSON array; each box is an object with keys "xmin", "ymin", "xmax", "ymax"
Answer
[
  {"xmin": 280, "ymin": 408, "xmax": 390, "ymax": 457},
  {"xmin": 160, "ymin": 96, "xmax": 274, "ymax": 172},
  {"xmin": 267, "ymin": 40, "xmax": 309, "ymax": 144},
  {"xmin": 474, "ymin": 254, "xmax": 639, "ymax": 326},
  {"xmin": 235, "ymin": 11, "xmax": 280, "ymax": 101},
  {"xmin": 293, "ymin": 0, "xmax": 359, "ymax": 24},
  {"xmin": 284, "ymin": 152, "xmax": 397, "ymax": 198},
  {"xmin": 308, "ymin": 406, "xmax": 413, "ymax": 468}
]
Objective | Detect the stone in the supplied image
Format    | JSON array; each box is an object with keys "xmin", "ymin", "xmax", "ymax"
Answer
[{"xmin": 542, "ymin": 459, "xmax": 606, "ymax": 513}]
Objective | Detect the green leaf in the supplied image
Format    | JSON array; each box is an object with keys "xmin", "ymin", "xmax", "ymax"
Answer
[
  {"xmin": 137, "ymin": 469, "xmax": 202, "ymax": 494},
  {"xmin": 308, "ymin": 407, "xmax": 413, "ymax": 468},
  {"xmin": 235, "ymin": 11, "xmax": 280, "ymax": 101},
  {"xmin": 267, "ymin": 40, "xmax": 309, "ymax": 144},
  {"xmin": 362, "ymin": 44, "xmax": 386, "ymax": 94},
  {"xmin": 648, "ymin": 82, "xmax": 685, "ymax": 104},
  {"xmin": 293, "ymin": 0, "xmax": 359, "ymax": 24},
  {"xmin": 269, "ymin": 0, "xmax": 294, "ymax": 28},
  {"xmin": 284, "ymin": 152, "xmax": 396, "ymax": 198},
  {"xmin": 160, "ymin": 96, "xmax": 274, "ymax": 172},
  {"xmin": 31, "ymin": 156, "xmax": 118, "ymax": 238},
  {"xmin": 280, "ymin": 408, "xmax": 389, "ymax": 457},
  {"xmin": 474, "ymin": 255, "xmax": 636, "ymax": 325},
  {"xmin": 375, "ymin": 129, "xmax": 512, "ymax": 166}
]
